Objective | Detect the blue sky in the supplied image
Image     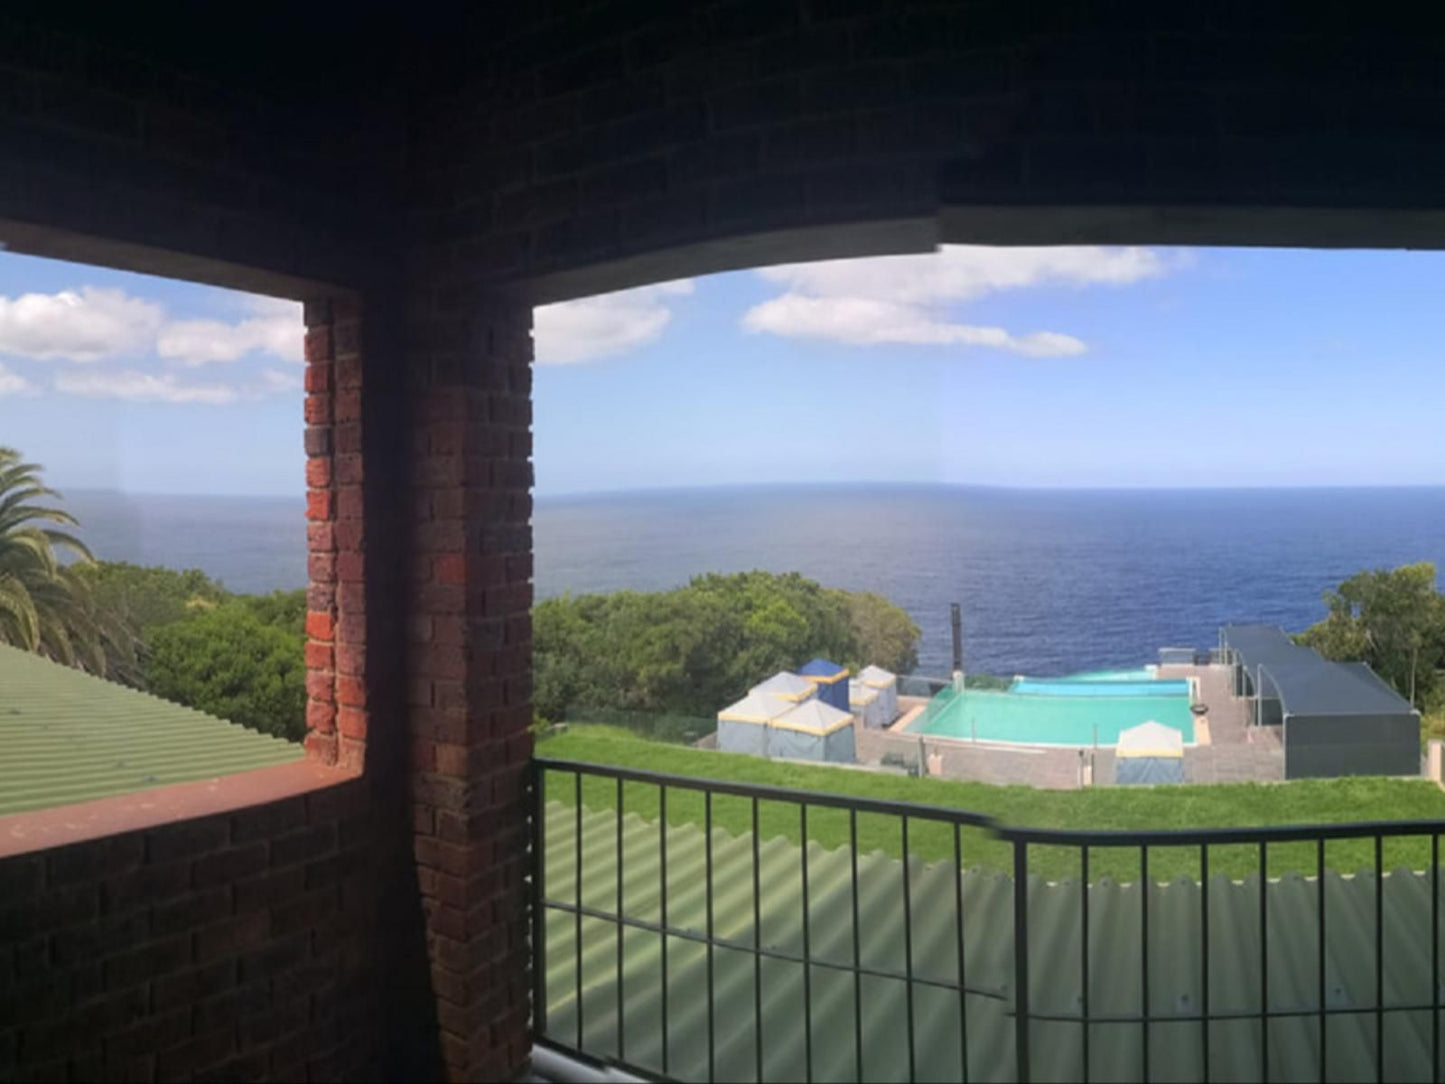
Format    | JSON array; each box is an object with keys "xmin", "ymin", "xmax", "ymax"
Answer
[{"xmin": 0, "ymin": 245, "xmax": 1442, "ymax": 496}]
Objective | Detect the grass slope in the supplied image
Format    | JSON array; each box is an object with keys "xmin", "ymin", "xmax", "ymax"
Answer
[{"xmin": 539, "ymin": 725, "xmax": 1445, "ymax": 880}]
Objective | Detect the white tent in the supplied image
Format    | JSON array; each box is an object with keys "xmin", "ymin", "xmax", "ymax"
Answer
[
  {"xmin": 716, "ymin": 691, "xmax": 795, "ymax": 756},
  {"xmin": 849, "ymin": 679, "xmax": 885, "ymax": 730},
  {"xmin": 749, "ymin": 671, "xmax": 817, "ymax": 704},
  {"xmin": 857, "ymin": 664, "xmax": 899, "ymax": 725},
  {"xmin": 1115, "ymin": 720, "xmax": 1185, "ymax": 784},
  {"xmin": 770, "ymin": 699, "xmax": 856, "ymax": 763}
]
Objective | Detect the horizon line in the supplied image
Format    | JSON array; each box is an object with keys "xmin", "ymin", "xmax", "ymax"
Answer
[{"xmin": 56, "ymin": 479, "xmax": 1445, "ymax": 501}]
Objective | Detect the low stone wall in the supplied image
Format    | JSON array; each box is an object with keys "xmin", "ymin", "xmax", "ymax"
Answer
[
  {"xmin": 1183, "ymin": 744, "xmax": 1286, "ymax": 784},
  {"xmin": 856, "ymin": 724, "xmax": 1090, "ymax": 790}
]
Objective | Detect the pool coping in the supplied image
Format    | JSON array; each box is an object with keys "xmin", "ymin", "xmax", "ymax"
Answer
[{"xmin": 899, "ymin": 676, "xmax": 1204, "ymax": 749}]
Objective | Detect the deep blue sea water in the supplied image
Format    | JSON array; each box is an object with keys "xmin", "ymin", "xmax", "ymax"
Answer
[{"xmin": 67, "ymin": 485, "xmax": 1445, "ymax": 678}]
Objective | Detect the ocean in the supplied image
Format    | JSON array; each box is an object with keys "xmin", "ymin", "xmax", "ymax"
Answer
[{"xmin": 65, "ymin": 485, "xmax": 1445, "ymax": 678}]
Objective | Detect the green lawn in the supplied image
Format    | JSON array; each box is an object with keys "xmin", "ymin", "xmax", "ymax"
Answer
[{"xmin": 539, "ymin": 725, "xmax": 1445, "ymax": 881}]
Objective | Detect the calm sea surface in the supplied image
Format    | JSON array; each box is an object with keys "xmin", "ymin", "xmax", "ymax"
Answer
[{"xmin": 67, "ymin": 485, "xmax": 1445, "ymax": 677}]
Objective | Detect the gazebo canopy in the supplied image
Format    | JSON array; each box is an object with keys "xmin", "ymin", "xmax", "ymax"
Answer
[{"xmin": 1116, "ymin": 720, "xmax": 1185, "ymax": 759}]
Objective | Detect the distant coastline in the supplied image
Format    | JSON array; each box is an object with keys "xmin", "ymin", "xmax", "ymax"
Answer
[{"xmin": 61, "ymin": 484, "xmax": 1445, "ymax": 677}]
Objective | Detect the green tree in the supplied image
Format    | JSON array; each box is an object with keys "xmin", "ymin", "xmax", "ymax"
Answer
[
  {"xmin": 1298, "ymin": 561, "xmax": 1445, "ymax": 706},
  {"xmin": 838, "ymin": 589, "xmax": 920, "ymax": 674},
  {"xmin": 78, "ymin": 561, "xmax": 229, "ymax": 634},
  {"xmin": 0, "ymin": 447, "xmax": 125, "ymax": 673},
  {"xmin": 145, "ymin": 603, "xmax": 306, "ymax": 741},
  {"xmin": 534, "ymin": 571, "xmax": 921, "ymax": 722}
]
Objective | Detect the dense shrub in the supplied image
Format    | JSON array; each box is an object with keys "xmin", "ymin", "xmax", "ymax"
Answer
[{"xmin": 535, "ymin": 570, "xmax": 920, "ymax": 721}]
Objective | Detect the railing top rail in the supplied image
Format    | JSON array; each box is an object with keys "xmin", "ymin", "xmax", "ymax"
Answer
[
  {"xmin": 535, "ymin": 755, "xmax": 1445, "ymax": 848},
  {"xmin": 533, "ymin": 756, "xmax": 997, "ymax": 828}
]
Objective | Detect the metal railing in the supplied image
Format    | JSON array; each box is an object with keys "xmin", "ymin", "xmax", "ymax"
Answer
[{"xmin": 529, "ymin": 756, "xmax": 1445, "ymax": 1083}]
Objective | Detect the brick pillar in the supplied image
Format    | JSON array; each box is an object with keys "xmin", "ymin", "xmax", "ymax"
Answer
[
  {"xmin": 303, "ymin": 298, "xmax": 368, "ymax": 772},
  {"xmin": 407, "ymin": 296, "xmax": 535, "ymax": 1081}
]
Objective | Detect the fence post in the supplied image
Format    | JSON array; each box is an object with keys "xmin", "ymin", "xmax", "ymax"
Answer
[
  {"xmin": 1013, "ymin": 838, "xmax": 1031, "ymax": 1083},
  {"xmin": 530, "ymin": 762, "xmax": 547, "ymax": 1039}
]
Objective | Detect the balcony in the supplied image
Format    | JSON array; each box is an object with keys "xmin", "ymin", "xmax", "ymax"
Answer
[{"xmin": 532, "ymin": 758, "xmax": 1445, "ymax": 1083}]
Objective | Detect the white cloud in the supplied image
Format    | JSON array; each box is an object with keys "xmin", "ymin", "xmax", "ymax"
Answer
[
  {"xmin": 745, "ymin": 245, "xmax": 1177, "ymax": 356},
  {"xmin": 157, "ymin": 296, "xmax": 304, "ymax": 367},
  {"xmin": 0, "ymin": 285, "xmax": 302, "ymax": 373},
  {"xmin": 742, "ymin": 295, "xmax": 1086, "ymax": 356},
  {"xmin": 255, "ymin": 368, "xmax": 302, "ymax": 393},
  {"xmin": 0, "ymin": 287, "xmax": 164, "ymax": 362},
  {"xmin": 756, "ymin": 246, "xmax": 1171, "ymax": 305},
  {"xmin": 55, "ymin": 370, "xmax": 240, "ymax": 405},
  {"xmin": 0, "ymin": 362, "xmax": 30, "ymax": 396},
  {"xmin": 534, "ymin": 279, "xmax": 694, "ymax": 365}
]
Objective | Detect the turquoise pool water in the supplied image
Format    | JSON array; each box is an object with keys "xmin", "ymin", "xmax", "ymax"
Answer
[
  {"xmin": 907, "ymin": 685, "xmax": 1195, "ymax": 746},
  {"xmin": 1010, "ymin": 677, "xmax": 1191, "ymax": 698},
  {"xmin": 1060, "ymin": 667, "xmax": 1160, "ymax": 682}
]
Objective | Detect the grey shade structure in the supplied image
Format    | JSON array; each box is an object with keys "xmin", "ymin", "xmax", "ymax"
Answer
[
  {"xmin": 1224, "ymin": 625, "xmax": 1420, "ymax": 779},
  {"xmin": 1259, "ymin": 659, "xmax": 1421, "ymax": 779},
  {"xmin": 1220, "ymin": 624, "xmax": 1319, "ymax": 697}
]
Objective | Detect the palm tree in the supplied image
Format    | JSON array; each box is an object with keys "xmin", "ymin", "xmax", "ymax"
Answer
[{"xmin": 0, "ymin": 447, "xmax": 129, "ymax": 673}]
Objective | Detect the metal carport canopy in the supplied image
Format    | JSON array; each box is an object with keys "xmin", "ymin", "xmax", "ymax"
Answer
[{"xmin": 1261, "ymin": 659, "xmax": 1415, "ymax": 717}]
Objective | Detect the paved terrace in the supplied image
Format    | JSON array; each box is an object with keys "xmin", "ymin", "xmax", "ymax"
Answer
[{"xmin": 1159, "ymin": 664, "xmax": 1284, "ymax": 783}]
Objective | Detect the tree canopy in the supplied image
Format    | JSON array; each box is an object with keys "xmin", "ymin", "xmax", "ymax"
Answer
[
  {"xmin": 1298, "ymin": 561, "xmax": 1445, "ymax": 707},
  {"xmin": 145, "ymin": 600, "xmax": 307, "ymax": 741},
  {"xmin": 0, "ymin": 446, "xmax": 131, "ymax": 674},
  {"xmin": 535, "ymin": 570, "xmax": 920, "ymax": 721}
]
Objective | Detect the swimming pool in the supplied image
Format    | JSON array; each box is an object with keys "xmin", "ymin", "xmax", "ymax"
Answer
[
  {"xmin": 907, "ymin": 685, "xmax": 1196, "ymax": 746},
  {"xmin": 1059, "ymin": 667, "xmax": 1160, "ymax": 682},
  {"xmin": 1010, "ymin": 677, "xmax": 1192, "ymax": 698}
]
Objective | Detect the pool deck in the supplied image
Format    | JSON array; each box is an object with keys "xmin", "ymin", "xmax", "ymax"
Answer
[
  {"xmin": 1158, "ymin": 663, "xmax": 1284, "ymax": 782},
  {"xmin": 866, "ymin": 665, "xmax": 1285, "ymax": 788}
]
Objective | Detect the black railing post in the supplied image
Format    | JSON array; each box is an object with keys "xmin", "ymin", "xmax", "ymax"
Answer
[
  {"xmin": 1433, "ymin": 833, "xmax": 1440, "ymax": 1084},
  {"xmin": 956, "ymin": 825, "xmax": 970, "ymax": 1084},
  {"xmin": 1376, "ymin": 832, "xmax": 1385, "ymax": 1083},
  {"xmin": 659, "ymin": 784, "xmax": 669, "ymax": 1077},
  {"xmin": 902, "ymin": 816, "xmax": 917, "ymax": 1082},
  {"xmin": 574, "ymin": 772, "xmax": 584, "ymax": 1052},
  {"xmin": 1080, "ymin": 844, "xmax": 1089, "ymax": 1084},
  {"xmin": 530, "ymin": 762, "xmax": 547, "ymax": 1039},
  {"xmin": 801, "ymin": 803, "xmax": 814, "ymax": 1084},
  {"xmin": 753, "ymin": 797, "xmax": 764, "ymax": 1084},
  {"xmin": 528, "ymin": 756, "xmax": 1445, "ymax": 1084},
  {"xmin": 1201, "ymin": 844, "xmax": 1210, "ymax": 1084},
  {"xmin": 1013, "ymin": 837, "xmax": 1031, "ymax": 1084},
  {"xmin": 615, "ymin": 777, "xmax": 625, "ymax": 1064},
  {"xmin": 1141, "ymin": 846, "xmax": 1150, "ymax": 1082},
  {"xmin": 1317, "ymin": 837, "xmax": 1326, "ymax": 1084},
  {"xmin": 1258, "ymin": 840, "xmax": 1268, "ymax": 1084}
]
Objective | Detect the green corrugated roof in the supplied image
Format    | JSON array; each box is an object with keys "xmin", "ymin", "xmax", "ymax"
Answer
[
  {"xmin": 0, "ymin": 644, "xmax": 303, "ymax": 815},
  {"xmin": 543, "ymin": 801, "xmax": 1444, "ymax": 1082}
]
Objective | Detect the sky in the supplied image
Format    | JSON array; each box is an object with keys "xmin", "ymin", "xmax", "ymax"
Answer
[{"xmin": 1, "ymin": 244, "xmax": 1443, "ymax": 496}]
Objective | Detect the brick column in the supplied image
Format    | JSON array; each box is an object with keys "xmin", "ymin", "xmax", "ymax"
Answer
[
  {"xmin": 303, "ymin": 298, "xmax": 368, "ymax": 773},
  {"xmin": 407, "ymin": 296, "xmax": 535, "ymax": 1081}
]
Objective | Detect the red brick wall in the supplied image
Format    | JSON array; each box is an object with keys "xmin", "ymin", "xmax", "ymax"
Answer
[
  {"xmin": 0, "ymin": 780, "xmax": 376, "ymax": 1082},
  {"xmin": 404, "ymin": 296, "xmax": 536, "ymax": 1081},
  {"xmin": 10, "ymin": 6, "xmax": 1445, "ymax": 1083},
  {"xmin": 303, "ymin": 297, "xmax": 369, "ymax": 775}
]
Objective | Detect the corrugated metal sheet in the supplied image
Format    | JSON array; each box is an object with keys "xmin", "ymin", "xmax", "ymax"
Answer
[
  {"xmin": 543, "ymin": 802, "xmax": 1444, "ymax": 1083},
  {"xmin": 0, "ymin": 644, "xmax": 302, "ymax": 815}
]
